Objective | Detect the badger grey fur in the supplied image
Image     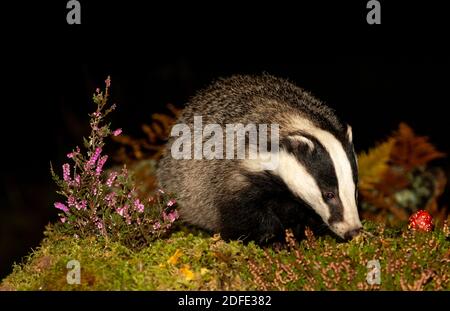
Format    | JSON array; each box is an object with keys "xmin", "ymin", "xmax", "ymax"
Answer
[{"xmin": 157, "ymin": 74, "xmax": 362, "ymax": 243}]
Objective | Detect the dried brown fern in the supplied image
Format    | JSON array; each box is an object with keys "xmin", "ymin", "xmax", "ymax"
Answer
[
  {"xmin": 113, "ymin": 103, "xmax": 181, "ymax": 163},
  {"xmin": 358, "ymin": 123, "xmax": 447, "ymax": 225},
  {"xmin": 390, "ymin": 123, "xmax": 445, "ymax": 170}
]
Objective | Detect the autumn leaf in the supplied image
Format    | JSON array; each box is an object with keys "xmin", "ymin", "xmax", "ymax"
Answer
[
  {"xmin": 180, "ymin": 264, "xmax": 195, "ymax": 281},
  {"xmin": 167, "ymin": 249, "xmax": 183, "ymax": 265},
  {"xmin": 358, "ymin": 138, "xmax": 395, "ymax": 191},
  {"xmin": 390, "ymin": 123, "xmax": 445, "ymax": 170}
]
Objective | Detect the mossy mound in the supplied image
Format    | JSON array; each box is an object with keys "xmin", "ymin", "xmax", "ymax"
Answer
[{"xmin": 2, "ymin": 222, "xmax": 449, "ymax": 290}]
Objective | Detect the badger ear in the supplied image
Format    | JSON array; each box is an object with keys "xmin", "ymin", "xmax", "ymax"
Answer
[
  {"xmin": 346, "ymin": 124, "xmax": 353, "ymax": 143},
  {"xmin": 288, "ymin": 135, "xmax": 315, "ymax": 152}
]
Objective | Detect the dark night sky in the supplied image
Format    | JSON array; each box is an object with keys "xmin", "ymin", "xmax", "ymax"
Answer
[{"xmin": 1, "ymin": 1, "xmax": 449, "ymax": 279}]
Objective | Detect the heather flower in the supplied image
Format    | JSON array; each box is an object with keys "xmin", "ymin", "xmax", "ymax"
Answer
[
  {"xmin": 112, "ymin": 128, "xmax": 122, "ymax": 136},
  {"xmin": 106, "ymin": 171, "xmax": 118, "ymax": 187},
  {"xmin": 163, "ymin": 210, "xmax": 179, "ymax": 223},
  {"xmin": 134, "ymin": 199, "xmax": 145, "ymax": 213},
  {"xmin": 105, "ymin": 76, "xmax": 111, "ymax": 87},
  {"xmin": 74, "ymin": 174, "xmax": 81, "ymax": 187},
  {"xmin": 54, "ymin": 202, "xmax": 69, "ymax": 213},
  {"xmin": 127, "ymin": 187, "xmax": 137, "ymax": 199},
  {"xmin": 116, "ymin": 205, "xmax": 132, "ymax": 225},
  {"xmin": 96, "ymin": 155, "xmax": 108, "ymax": 175},
  {"xmin": 67, "ymin": 195, "xmax": 76, "ymax": 208},
  {"xmin": 167, "ymin": 199, "xmax": 177, "ymax": 208},
  {"xmin": 68, "ymin": 174, "xmax": 81, "ymax": 188},
  {"xmin": 96, "ymin": 88, "xmax": 100, "ymax": 93},
  {"xmin": 97, "ymin": 221, "xmax": 104, "ymax": 230},
  {"xmin": 85, "ymin": 147, "xmax": 102, "ymax": 170},
  {"xmin": 51, "ymin": 77, "xmax": 179, "ymax": 249},
  {"xmin": 67, "ymin": 146, "xmax": 80, "ymax": 159},
  {"xmin": 62, "ymin": 163, "xmax": 71, "ymax": 181},
  {"xmin": 116, "ymin": 205, "xmax": 129, "ymax": 217},
  {"xmin": 77, "ymin": 200, "xmax": 87, "ymax": 211},
  {"xmin": 104, "ymin": 192, "xmax": 117, "ymax": 207},
  {"xmin": 153, "ymin": 222, "xmax": 161, "ymax": 231},
  {"xmin": 169, "ymin": 210, "xmax": 179, "ymax": 223}
]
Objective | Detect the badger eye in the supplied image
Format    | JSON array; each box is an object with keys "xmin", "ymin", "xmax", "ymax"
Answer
[{"xmin": 324, "ymin": 192, "xmax": 335, "ymax": 201}]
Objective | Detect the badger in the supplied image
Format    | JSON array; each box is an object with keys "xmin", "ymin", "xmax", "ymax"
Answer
[{"xmin": 157, "ymin": 74, "xmax": 362, "ymax": 243}]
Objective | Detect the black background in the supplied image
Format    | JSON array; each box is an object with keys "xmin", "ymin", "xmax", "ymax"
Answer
[
  {"xmin": 1, "ymin": 1, "xmax": 449, "ymax": 281},
  {"xmin": 1, "ymin": 291, "xmax": 449, "ymax": 309},
  {"xmin": 0, "ymin": 291, "xmax": 448, "ymax": 310}
]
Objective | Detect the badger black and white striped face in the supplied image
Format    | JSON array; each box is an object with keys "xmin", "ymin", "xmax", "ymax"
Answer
[{"xmin": 271, "ymin": 116, "xmax": 362, "ymax": 239}]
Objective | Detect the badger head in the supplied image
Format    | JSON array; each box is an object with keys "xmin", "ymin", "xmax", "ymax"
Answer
[
  {"xmin": 240, "ymin": 113, "xmax": 362, "ymax": 240},
  {"xmin": 272, "ymin": 117, "xmax": 362, "ymax": 240},
  {"xmin": 241, "ymin": 115, "xmax": 363, "ymax": 240}
]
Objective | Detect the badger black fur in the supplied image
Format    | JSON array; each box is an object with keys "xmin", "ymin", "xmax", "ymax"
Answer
[{"xmin": 157, "ymin": 74, "xmax": 362, "ymax": 243}]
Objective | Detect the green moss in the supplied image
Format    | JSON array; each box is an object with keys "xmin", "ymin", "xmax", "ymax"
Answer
[{"xmin": 1, "ymin": 222, "xmax": 449, "ymax": 291}]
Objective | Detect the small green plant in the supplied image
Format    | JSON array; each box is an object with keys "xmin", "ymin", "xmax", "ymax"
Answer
[{"xmin": 50, "ymin": 77, "xmax": 179, "ymax": 249}]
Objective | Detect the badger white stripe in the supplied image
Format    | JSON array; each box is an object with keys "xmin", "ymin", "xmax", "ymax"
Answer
[
  {"xmin": 242, "ymin": 150, "xmax": 331, "ymax": 223},
  {"xmin": 287, "ymin": 115, "xmax": 361, "ymax": 228}
]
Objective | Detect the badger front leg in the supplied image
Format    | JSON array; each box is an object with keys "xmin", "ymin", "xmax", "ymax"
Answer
[{"xmin": 217, "ymin": 193, "xmax": 286, "ymax": 244}]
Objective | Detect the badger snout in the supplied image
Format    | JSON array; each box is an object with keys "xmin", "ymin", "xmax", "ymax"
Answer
[
  {"xmin": 343, "ymin": 227, "xmax": 363, "ymax": 240},
  {"xmin": 329, "ymin": 221, "xmax": 363, "ymax": 240}
]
